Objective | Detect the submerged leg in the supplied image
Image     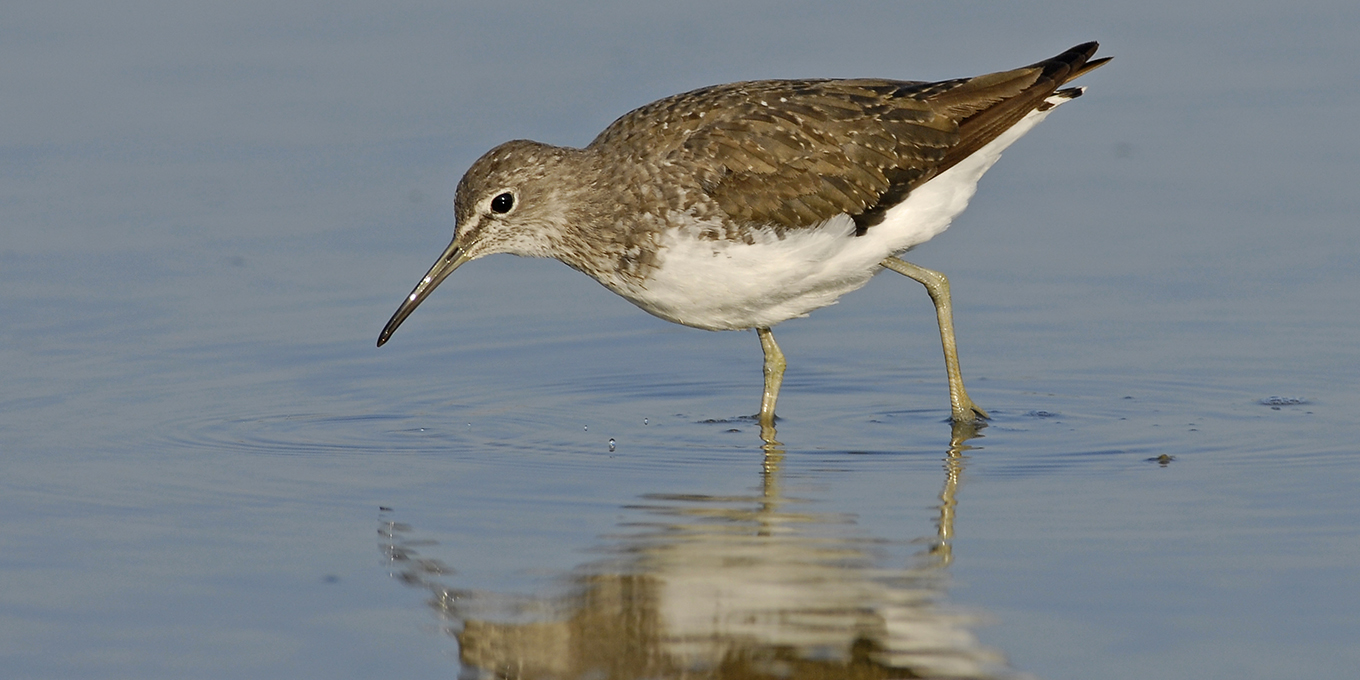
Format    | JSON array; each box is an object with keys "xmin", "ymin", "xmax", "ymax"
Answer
[
  {"xmin": 880, "ymin": 256, "xmax": 990, "ymax": 423},
  {"xmin": 756, "ymin": 327, "xmax": 786, "ymax": 431}
]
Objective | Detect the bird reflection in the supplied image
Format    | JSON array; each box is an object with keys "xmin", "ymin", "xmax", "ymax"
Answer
[{"xmin": 380, "ymin": 422, "xmax": 1022, "ymax": 679}]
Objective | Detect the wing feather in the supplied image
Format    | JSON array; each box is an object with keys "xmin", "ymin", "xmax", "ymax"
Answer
[{"xmin": 588, "ymin": 42, "xmax": 1107, "ymax": 231}]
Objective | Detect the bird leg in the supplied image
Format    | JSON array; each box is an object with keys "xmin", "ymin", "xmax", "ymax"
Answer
[
  {"xmin": 756, "ymin": 327, "xmax": 786, "ymax": 434},
  {"xmin": 880, "ymin": 257, "xmax": 990, "ymax": 423}
]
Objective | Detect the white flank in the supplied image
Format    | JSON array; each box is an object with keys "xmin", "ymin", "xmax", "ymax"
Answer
[{"xmin": 624, "ymin": 97, "xmax": 1070, "ymax": 331}]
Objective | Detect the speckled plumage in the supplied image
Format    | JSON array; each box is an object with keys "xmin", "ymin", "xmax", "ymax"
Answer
[{"xmin": 379, "ymin": 42, "xmax": 1109, "ymax": 427}]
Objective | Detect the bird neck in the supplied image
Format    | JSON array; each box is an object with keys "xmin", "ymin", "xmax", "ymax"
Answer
[{"xmin": 537, "ymin": 149, "xmax": 676, "ymax": 287}]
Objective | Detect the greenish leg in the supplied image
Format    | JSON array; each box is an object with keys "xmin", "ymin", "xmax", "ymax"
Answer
[
  {"xmin": 756, "ymin": 327, "xmax": 786, "ymax": 432},
  {"xmin": 880, "ymin": 256, "xmax": 990, "ymax": 423}
]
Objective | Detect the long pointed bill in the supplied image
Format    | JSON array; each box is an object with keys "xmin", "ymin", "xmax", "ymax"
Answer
[{"xmin": 377, "ymin": 239, "xmax": 472, "ymax": 347}]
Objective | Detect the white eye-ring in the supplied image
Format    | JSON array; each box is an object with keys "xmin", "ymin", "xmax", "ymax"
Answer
[{"xmin": 489, "ymin": 191, "xmax": 515, "ymax": 214}]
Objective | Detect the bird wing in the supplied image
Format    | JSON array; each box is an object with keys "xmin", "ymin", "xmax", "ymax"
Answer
[{"xmin": 591, "ymin": 42, "xmax": 1106, "ymax": 232}]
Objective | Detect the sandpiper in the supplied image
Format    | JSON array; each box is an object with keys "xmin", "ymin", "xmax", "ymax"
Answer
[{"xmin": 379, "ymin": 42, "xmax": 1109, "ymax": 430}]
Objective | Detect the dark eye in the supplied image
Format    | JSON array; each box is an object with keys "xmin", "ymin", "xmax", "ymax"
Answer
[{"xmin": 490, "ymin": 192, "xmax": 514, "ymax": 214}]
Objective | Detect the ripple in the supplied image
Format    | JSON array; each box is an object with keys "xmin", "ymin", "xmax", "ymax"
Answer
[
  {"xmin": 152, "ymin": 406, "xmax": 758, "ymax": 469},
  {"xmin": 157, "ymin": 412, "xmax": 472, "ymax": 456}
]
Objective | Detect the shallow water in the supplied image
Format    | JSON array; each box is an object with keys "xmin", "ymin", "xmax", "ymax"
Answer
[{"xmin": 4, "ymin": 2, "xmax": 1359, "ymax": 679}]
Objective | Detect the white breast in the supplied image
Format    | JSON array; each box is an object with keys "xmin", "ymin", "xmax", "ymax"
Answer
[{"xmin": 616, "ymin": 101, "xmax": 1066, "ymax": 331}]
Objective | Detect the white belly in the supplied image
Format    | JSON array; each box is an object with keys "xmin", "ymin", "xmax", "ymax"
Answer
[{"xmin": 619, "ymin": 104, "xmax": 1062, "ymax": 331}]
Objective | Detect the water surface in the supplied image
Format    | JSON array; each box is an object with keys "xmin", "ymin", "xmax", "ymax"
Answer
[{"xmin": 3, "ymin": 2, "xmax": 1358, "ymax": 679}]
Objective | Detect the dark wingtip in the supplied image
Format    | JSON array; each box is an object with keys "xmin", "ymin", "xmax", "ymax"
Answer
[
  {"xmin": 1038, "ymin": 42, "xmax": 1098, "ymax": 70},
  {"xmin": 1036, "ymin": 42, "xmax": 1110, "ymax": 88},
  {"xmin": 1063, "ymin": 41, "xmax": 1100, "ymax": 60}
]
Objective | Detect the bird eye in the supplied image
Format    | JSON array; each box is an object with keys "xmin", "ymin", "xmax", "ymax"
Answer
[{"xmin": 490, "ymin": 192, "xmax": 515, "ymax": 214}]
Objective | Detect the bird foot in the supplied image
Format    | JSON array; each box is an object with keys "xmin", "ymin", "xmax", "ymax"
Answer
[{"xmin": 951, "ymin": 401, "xmax": 990, "ymax": 424}]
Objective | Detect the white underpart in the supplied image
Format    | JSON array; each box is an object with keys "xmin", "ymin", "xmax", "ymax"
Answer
[{"xmin": 626, "ymin": 97, "xmax": 1069, "ymax": 331}]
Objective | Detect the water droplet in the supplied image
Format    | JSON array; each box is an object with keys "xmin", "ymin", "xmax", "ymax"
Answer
[{"xmin": 608, "ymin": 438, "xmax": 616, "ymax": 452}]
